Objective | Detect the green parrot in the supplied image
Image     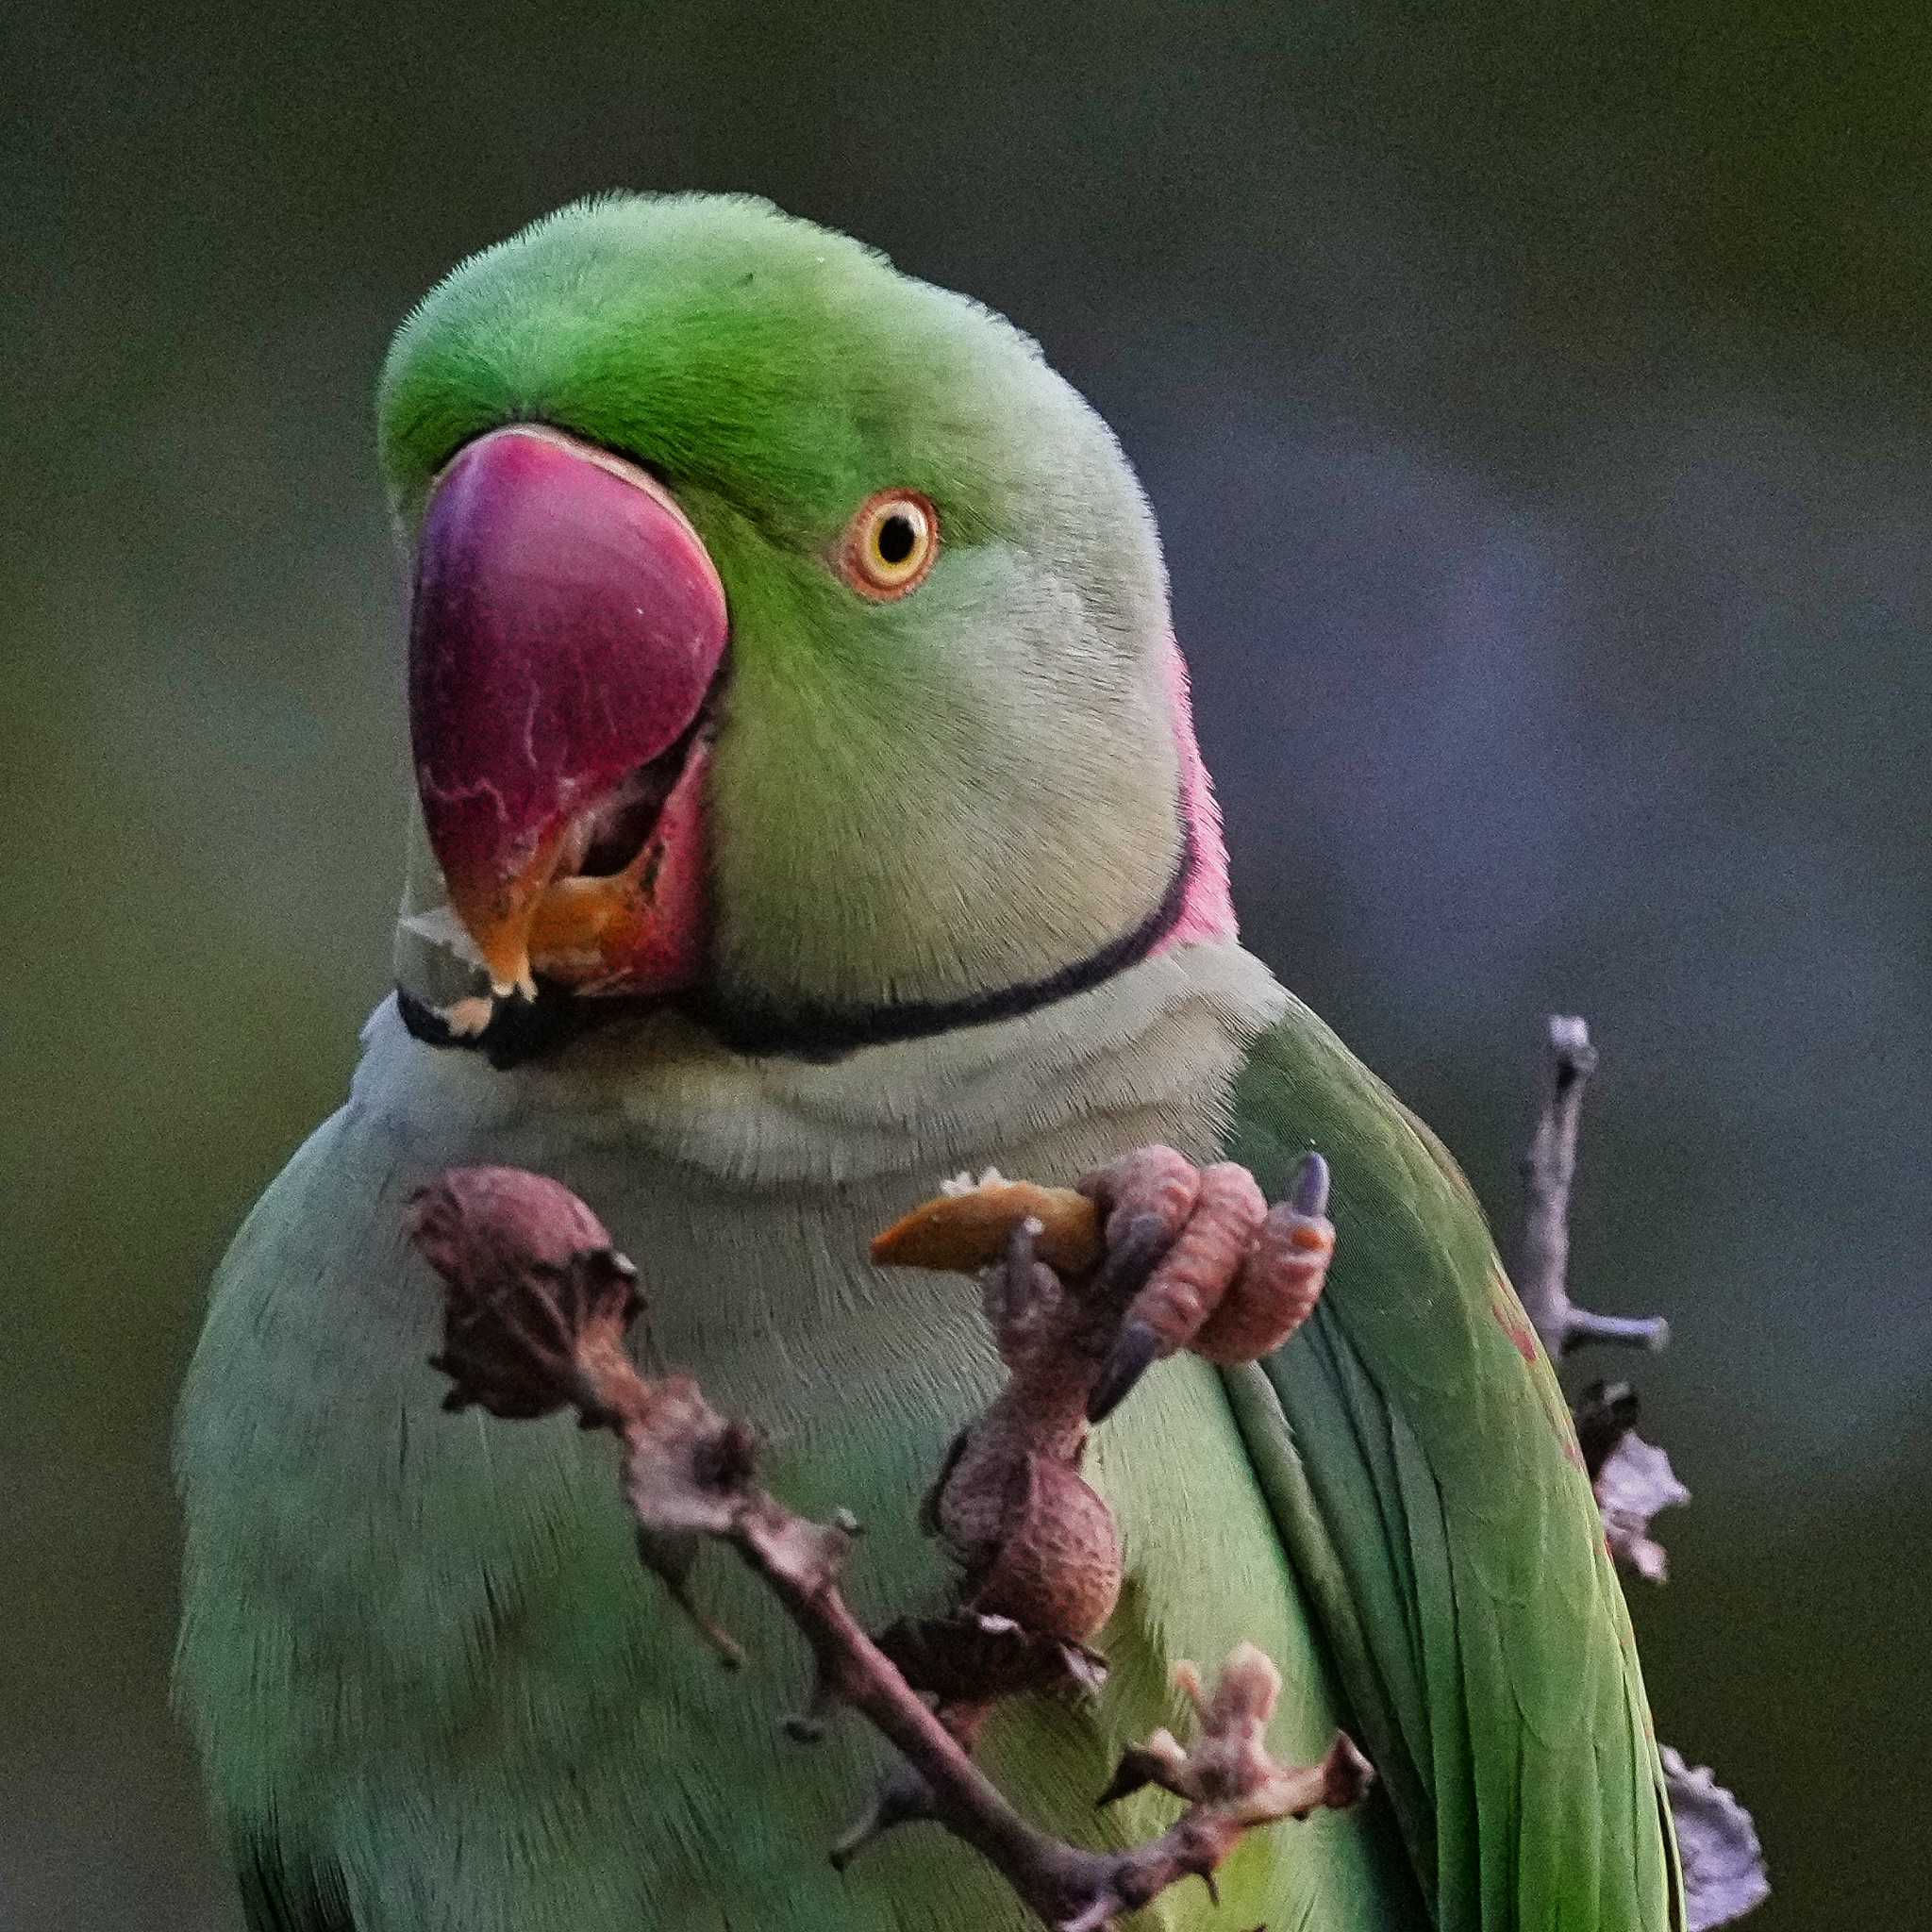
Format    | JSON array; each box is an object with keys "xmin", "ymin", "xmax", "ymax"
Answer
[{"xmin": 175, "ymin": 192, "xmax": 1680, "ymax": 1932}]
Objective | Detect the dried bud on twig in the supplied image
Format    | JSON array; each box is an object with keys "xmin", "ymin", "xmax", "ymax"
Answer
[
  {"xmin": 1594, "ymin": 1442, "xmax": 1690, "ymax": 1586},
  {"xmin": 1571, "ymin": 1381, "xmax": 1690, "ymax": 1583},
  {"xmin": 1661, "ymin": 1747, "xmax": 1771, "ymax": 1930},
  {"xmin": 410, "ymin": 1157, "xmax": 1370, "ymax": 1931},
  {"xmin": 1099, "ymin": 1644, "xmax": 1374, "ymax": 1826},
  {"xmin": 409, "ymin": 1166, "xmax": 748, "ymax": 1658},
  {"xmin": 409, "ymin": 1167, "xmax": 641, "ymax": 1424},
  {"xmin": 1056, "ymin": 1644, "xmax": 1371, "ymax": 1932},
  {"xmin": 1570, "ymin": 1378, "xmax": 1642, "ymax": 1483}
]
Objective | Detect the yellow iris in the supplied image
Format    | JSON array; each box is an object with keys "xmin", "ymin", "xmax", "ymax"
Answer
[{"xmin": 844, "ymin": 491, "xmax": 939, "ymax": 597}]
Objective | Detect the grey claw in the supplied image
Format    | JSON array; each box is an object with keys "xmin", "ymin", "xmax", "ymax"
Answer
[
  {"xmin": 1290, "ymin": 1150, "xmax": 1330, "ymax": 1217},
  {"xmin": 1096, "ymin": 1214, "xmax": 1173, "ymax": 1299},
  {"xmin": 1088, "ymin": 1317, "xmax": 1163, "ymax": 1423}
]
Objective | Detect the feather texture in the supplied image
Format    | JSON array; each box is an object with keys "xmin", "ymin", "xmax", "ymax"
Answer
[
  {"xmin": 181, "ymin": 948, "xmax": 1413, "ymax": 1931},
  {"xmin": 1219, "ymin": 999, "xmax": 1682, "ymax": 1930},
  {"xmin": 180, "ymin": 953, "xmax": 1675, "ymax": 1929},
  {"xmin": 182, "ymin": 192, "xmax": 1678, "ymax": 1931}
]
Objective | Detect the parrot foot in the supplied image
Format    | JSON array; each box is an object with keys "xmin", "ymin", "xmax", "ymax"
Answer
[
  {"xmin": 1077, "ymin": 1144, "xmax": 1336, "ymax": 1418},
  {"xmin": 872, "ymin": 1142, "xmax": 1337, "ymax": 1424}
]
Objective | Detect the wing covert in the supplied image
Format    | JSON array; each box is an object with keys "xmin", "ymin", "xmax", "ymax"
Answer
[{"xmin": 1218, "ymin": 1003, "xmax": 1679, "ymax": 1930}]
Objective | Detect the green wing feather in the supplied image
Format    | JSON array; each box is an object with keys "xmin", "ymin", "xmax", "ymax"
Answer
[
  {"xmin": 234, "ymin": 1835, "xmax": 356, "ymax": 1932},
  {"xmin": 1219, "ymin": 999, "xmax": 1682, "ymax": 1931}
]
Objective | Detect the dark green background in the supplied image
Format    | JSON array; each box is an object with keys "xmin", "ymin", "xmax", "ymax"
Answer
[{"xmin": 5, "ymin": 4, "xmax": 1925, "ymax": 1925}]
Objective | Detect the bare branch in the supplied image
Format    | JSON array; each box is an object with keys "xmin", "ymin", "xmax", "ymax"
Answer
[
  {"xmin": 1516, "ymin": 1015, "xmax": 1669, "ymax": 1358},
  {"xmin": 408, "ymin": 1156, "xmax": 1367, "ymax": 1932},
  {"xmin": 1510, "ymin": 1020, "xmax": 1766, "ymax": 1925}
]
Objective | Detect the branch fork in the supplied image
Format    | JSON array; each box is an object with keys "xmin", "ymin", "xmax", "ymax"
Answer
[
  {"xmin": 1513, "ymin": 1016, "xmax": 1766, "ymax": 1925},
  {"xmin": 409, "ymin": 1150, "xmax": 1367, "ymax": 1930},
  {"xmin": 1517, "ymin": 1016, "xmax": 1670, "ymax": 1359}
]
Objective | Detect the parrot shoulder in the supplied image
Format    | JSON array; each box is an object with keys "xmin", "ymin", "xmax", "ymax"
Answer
[{"xmin": 1216, "ymin": 1000, "xmax": 1680, "ymax": 1930}]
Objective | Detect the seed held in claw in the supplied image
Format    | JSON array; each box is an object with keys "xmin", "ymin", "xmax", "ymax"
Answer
[{"xmin": 870, "ymin": 1180, "xmax": 1103, "ymax": 1276}]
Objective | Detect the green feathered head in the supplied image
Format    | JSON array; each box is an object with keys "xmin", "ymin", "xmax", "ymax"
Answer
[{"xmin": 378, "ymin": 193, "xmax": 1222, "ymax": 1057}]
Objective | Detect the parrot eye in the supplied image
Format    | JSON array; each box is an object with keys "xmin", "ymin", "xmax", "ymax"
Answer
[{"xmin": 841, "ymin": 491, "xmax": 939, "ymax": 599}]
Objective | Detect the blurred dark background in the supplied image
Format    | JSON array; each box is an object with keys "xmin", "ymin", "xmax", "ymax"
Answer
[{"xmin": 5, "ymin": 3, "xmax": 1926, "ymax": 1925}]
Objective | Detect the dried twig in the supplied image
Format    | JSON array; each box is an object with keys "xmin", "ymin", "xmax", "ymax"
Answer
[
  {"xmin": 1517, "ymin": 1016, "xmax": 1670, "ymax": 1358},
  {"xmin": 1574, "ymin": 1380, "xmax": 1690, "ymax": 1584},
  {"xmin": 1660, "ymin": 1749, "xmax": 1772, "ymax": 1932},
  {"xmin": 1512, "ymin": 1018, "xmax": 1766, "ymax": 1927},
  {"xmin": 408, "ymin": 1158, "xmax": 1367, "ymax": 1932},
  {"xmin": 1514, "ymin": 1026, "xmax": 1685, "ymax": 1585}
]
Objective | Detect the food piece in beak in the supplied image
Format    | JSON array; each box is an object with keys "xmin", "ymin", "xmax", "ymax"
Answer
[{"xmin": 408, "ymin": 426, "xmax": 728, "ymax": 1000}]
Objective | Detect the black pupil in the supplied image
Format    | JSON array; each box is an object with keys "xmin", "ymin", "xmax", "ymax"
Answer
[{"xmin": 876, "ymin": 512, "xmax": 917, "ymax": 565}]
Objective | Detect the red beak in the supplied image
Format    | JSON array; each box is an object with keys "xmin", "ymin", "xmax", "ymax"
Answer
[{"xmin": 408, "ymin": 426, "xmax": 728, "ymax": 1001}]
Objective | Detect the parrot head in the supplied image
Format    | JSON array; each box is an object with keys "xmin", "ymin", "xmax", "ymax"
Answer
[{"xmin": 379, "ymin": 193, "xmax": 1233, "ymax": 1058}]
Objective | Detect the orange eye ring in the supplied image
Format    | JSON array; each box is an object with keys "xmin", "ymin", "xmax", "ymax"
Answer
[{"xmin": 840, "ymin": 491, "xmax": 940, "ymax": 599}]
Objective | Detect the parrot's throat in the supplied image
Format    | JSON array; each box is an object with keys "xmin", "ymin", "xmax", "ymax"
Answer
[
  {"xmin": 396, "ymin": 823, "xmax": 1199, "ymax": 1070},
  {"xmin": 697, "ymin": 820, "xmax": 1199, "ymax": 1058}
]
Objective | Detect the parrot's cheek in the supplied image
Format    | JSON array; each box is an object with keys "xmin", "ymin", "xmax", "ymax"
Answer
[{"xmin": 408, "ymin": 425, "xmax": 729, "ymax": 1003}]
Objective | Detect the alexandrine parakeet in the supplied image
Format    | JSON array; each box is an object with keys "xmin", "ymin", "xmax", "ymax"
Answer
[{"xmin": 175, "ymin": 193, "xmax": 1680, "ymax": 1932}]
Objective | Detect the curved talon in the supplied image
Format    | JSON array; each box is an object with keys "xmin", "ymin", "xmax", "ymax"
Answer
[
  {"xmin": 1290, "ymin": 1149, "xmax": 1330, "ymax": 1217},
  {"xmin": 1093, "ymin": 1212, "xmax": 1176, "ymax": 1301},
  {"xmin": 984, "ymin": 1215, "xmax": 1045, "ymax": 1341},
  {"xmin": 1088, "ymin": 1317, "xmax": 1163, "ymax": 1423},
  {"xmin": 1005, "ymin": 1213, "xmax": 1039, "ymax": 1278}
]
